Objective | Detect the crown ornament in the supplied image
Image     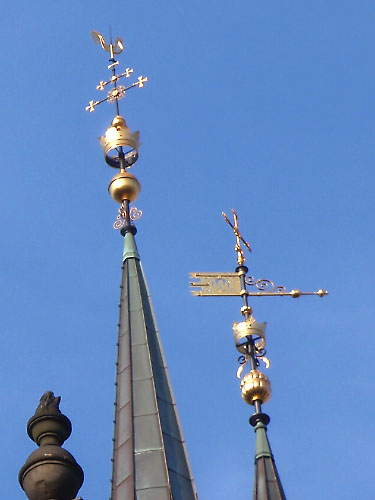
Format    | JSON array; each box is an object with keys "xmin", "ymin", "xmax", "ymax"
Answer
[
  {"xmin": 233, "ymin": 317, "xmax": 266, "ymax": 355},
  {"xmin": 99, "ymin": 115, "xmax": 140, "ymax": 169}
]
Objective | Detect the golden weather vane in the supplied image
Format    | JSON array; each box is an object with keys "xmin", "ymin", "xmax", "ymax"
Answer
[
  {"xmin": 222, "ymin": 209, "xmax": 251, "ymax": 266},
  {"xmin": 191, "ymin": 210, "xmax": 327, "ymax": 299},
  {"xmin": 190, "ymin": 210, "xmax": 328, "ymax": 420},
  {"xmin": 86, "ymin": 30, "xmax": 148, "ymax": 232},
  {"xmin": 85, "ymin": 30, "xmax": 148, "ymax": 114}
]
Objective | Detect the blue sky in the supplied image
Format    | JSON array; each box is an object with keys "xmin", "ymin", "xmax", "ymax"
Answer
[{"xmin": 1, "ymin": 2, "xmax": 374, "ymax": 499}]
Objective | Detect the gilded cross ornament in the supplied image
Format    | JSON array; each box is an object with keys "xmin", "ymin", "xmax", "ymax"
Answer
[{"xmin": 85, "ymin": 30, "xmax": 148, "ymax": 114}]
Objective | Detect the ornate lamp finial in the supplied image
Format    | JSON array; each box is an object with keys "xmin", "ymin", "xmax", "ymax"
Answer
[{"xmin": 86, "ymin": 30, "xmax": 148, "ymax": 233}]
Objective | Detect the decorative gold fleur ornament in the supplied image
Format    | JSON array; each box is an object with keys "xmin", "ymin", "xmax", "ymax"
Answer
[{"xmin": 86, "ymin": 30, "xmax": 148, "ymax": 231}]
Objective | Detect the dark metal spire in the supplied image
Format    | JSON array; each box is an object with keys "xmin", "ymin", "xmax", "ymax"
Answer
[
  {"xmin": 86, "ymin": 31, "xmax": 197, "ymax": 499},
  {"xmin": 252, "ymin": 416, "xmax": 286, "ymax": 500},
  {"xmin": 111, "ymin": 230, "xmax": 197, "ymax": 499}
]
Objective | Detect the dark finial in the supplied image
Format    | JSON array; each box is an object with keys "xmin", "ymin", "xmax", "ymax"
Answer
[
  {"xmin": 27, "ymin": 390, "xmax": 71, "ymax": 446},
  {"xmin": 19, "ymin": 392, "xmax": 84, "ymax": 500},
  {"xmin": 35, "ymin": 390, "xmax": 61, "ymax": 416}
]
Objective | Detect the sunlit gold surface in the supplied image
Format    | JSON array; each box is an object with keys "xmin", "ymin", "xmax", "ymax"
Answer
[
  {"xmin": 258, "ymin": 356, "xmax": 270, "ymax": 369},
  {"xmin": 222, "ymin": 209, "xmax": 251, "ymax": 266},
  {"xmin": 91, "ymin": 30, "xmax": 124, "ymax": 55},
  {"xmin": 241, "ymin": 305, "xmax": 252, "ymax": 316},
  {"xmin": 99, "ymin": 116, "xmax": 140, "ymax": 159},
  {"xmin": 108, "ymin": 172, "xmax": 141, "ymax": 203},
  {"xmin": 240, "ymin": 370, "xmax": 271, "ymax": 405},
  {"xmin": 233, "ymin": 317, "xmax": 266, "ymax": 355},
  {"xmin": 190, "ymin": 272, "xmax": 328, "ymax": 299},
  {"xmin": 190, "ymin": 272, "xmax": 241, "ymax": 296},
  {"xmin": 137, "ymin": 76, "xmax": 148, "ymax": 87},
  {"xmin": 96, "ymin": 68, "xmax": 134, "ymax": 91},
  {"xmin": 86, "ymin": 32, "xmax": 148, "ymax": 114}
]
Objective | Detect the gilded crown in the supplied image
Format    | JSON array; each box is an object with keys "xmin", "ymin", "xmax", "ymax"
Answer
[
  {"xmin": 233, "ymin": 316, "xmax": 267, "ymax": 354},
  {"xmin": 99, "ymin": 115, "xmax": 140, "ymax": 169}
]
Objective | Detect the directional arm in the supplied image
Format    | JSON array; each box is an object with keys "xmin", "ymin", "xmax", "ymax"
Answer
[
  {"xmin": 86, "ymin": 77, "xmax": 148, "ymax": 112},
  {"xmin": 190, "ymin": 272, "xmax": 327, "ymax": 298}
]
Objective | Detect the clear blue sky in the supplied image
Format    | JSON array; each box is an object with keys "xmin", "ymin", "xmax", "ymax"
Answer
[{"xmin": 1, "ymin": 2, "xmax": 374, "ymax": 499}]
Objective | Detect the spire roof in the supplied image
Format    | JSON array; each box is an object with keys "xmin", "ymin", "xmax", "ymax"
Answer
[
  {"xmin": 252, "ymin": 420, "xmax": 286, "ymax": 500},
  {"xmin": 85, "ymin": 31, "xmax": 196, "ymax": 499},
  {"xmin": 112, "ymin": 229, "xmax": 197, "ymax": 499}
]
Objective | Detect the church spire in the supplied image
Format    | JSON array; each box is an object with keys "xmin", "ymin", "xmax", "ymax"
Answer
[
  {"xmin": 190, "ymin": 209, "xmax": 328, "ymax": 499},
  {"xmin": 86, "ymin": 31, "xmax": 197, "ymax": 499}
]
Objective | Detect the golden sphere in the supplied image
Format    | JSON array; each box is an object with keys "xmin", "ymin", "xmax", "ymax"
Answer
[
  {"xmin": 112, "ymin": 115, "xmax": 127, "ymax": 129},
  {"xmin": 108, "ymin": 172, "xmax": 141, "ymax": 203},
  {"xmin": 240, "ymin": 370, "xmax": 271, "ymax": 405}
]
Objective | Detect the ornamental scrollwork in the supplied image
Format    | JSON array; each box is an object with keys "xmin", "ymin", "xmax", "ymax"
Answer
[
  {"xmin": 245, "ymin": 276, "xmax": 287, "ymax": 293},
  {"xmin": 113, "ymin": 204, "xmax": 143, "ymax": 230}
]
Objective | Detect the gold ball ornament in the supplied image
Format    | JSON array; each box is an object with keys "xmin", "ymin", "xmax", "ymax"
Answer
[
  {"xmin": 108, "ymin": 171, "xmax": 141, "ymax": 203},
  {"xmin": 111, "ymin": 115, "xmax": 127, "ymax": 129},
  {"xmin": 240, "ymin": 370, "xmax": 271, "ymax": 405}
]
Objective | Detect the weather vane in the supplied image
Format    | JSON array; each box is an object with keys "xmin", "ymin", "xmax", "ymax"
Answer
[
  {"xmin": 190, "ymin": 209, "xmax": 328, "ymax": 441},
  {"xmin": 222, "ymin": 209, "xmax": 251, "ymax": 266},
  {"xmin": 86, "ymin": 30, "xmax": 148, "ymax": 232},
  {"xmin": 86, "ymin": 31, "xmax": 148, "ymax": 115}
]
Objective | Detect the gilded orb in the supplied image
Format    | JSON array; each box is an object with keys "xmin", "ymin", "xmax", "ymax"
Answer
[
  {"xmin": 111, "ymin": 115, "xmax": 127, "ymax": 129},
  {"xmin": 240, "ymin": 370, "xmax": 271, "ymax": 405},
  {"xmin": 108, "ymin": 171, "xmax": 141, "ymax": 203}
]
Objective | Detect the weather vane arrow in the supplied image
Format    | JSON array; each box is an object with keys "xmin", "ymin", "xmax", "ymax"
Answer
[{"xmin": 190, "ymin": 209, "xmax": 328, "ymax": 299}]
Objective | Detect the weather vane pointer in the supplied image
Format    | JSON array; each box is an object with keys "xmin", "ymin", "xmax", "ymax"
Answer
[
  {"xmin": 85, "ymin": 30, "xmax": 148, "ymax": 114},
  {"xmin": 222, "ymin": 209, "xmax": 251, "ymax": 266}
]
